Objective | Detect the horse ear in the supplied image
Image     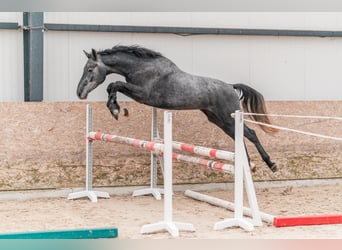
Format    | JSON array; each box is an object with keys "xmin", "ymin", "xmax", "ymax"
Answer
[
  {"xmin": 91, "ymin": 48, "xmax": 98, "ymax": 61},
  {"xmin": 83, "ymin": 50, "xmax": 91, "ymax": 59}
]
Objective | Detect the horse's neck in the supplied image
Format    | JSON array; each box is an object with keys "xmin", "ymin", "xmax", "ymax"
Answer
[
  {"xmin": 103, "ymin": 53, "xmax": 178, "ymax": 83},
  {"xmin": 102, "ymin": 54, "xmax": 142, "ymax": 78}
]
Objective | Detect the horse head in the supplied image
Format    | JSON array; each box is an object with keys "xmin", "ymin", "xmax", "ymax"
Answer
[{"xmin": 77, "ymin": 49, "xmax": 108, "ymax": 99}]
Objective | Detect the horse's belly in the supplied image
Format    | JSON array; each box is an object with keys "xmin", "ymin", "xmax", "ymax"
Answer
[{"xmin": 143, "ymin": 96, "xmax": 208, "ymax": 110}]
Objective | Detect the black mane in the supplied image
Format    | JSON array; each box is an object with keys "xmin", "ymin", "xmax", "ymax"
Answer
[{"xmin": 99, "ymin": 45, "xmax": 163, "ymax": 59}]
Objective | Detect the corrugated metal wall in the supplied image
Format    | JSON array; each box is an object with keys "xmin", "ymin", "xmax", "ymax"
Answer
[{"xmin": 2, "ymin": 12, "xmax": 342, "ymax": 102}]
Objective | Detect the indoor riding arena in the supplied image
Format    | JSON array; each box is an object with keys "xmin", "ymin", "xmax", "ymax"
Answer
[{"xmin": 1, "ymin": 12, "xmax": 342, "ymax": 239}]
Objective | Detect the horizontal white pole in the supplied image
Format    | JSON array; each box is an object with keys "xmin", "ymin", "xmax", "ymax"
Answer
[{"xmin": 184, "ymin": 190, "xmax": 275, "ymax": 224}]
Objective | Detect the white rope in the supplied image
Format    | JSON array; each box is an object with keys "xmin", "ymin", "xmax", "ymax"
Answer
[
  {"xmin": 244, "ymin": 112, "xmax": 342, "ymax": 121},
  {"xmin": 244, "ymin": 118, "xmax": 342, "ymax": 142}
]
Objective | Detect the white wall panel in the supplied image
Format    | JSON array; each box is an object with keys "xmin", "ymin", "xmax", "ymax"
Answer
[
  {"xmin": 304, "ymin": 38, "xmax": 342, "ymax": 100},
  {"xmin": 27, "ymin": 12, "xmax": 342, "ymax": 101},
  {"xmin": 0, "ymin": 12, "xmax": 22, "ymax": 23},
  {"xmin": 44, "ymin": 12, "xmax": 342, "ymax": 30},
  {"xmin": 249, "ymin": 36, "xmax": 307, "ymax": 100},
  {"xmin": 44, "ymin": 12, "xmax": 132, "ymax": 26},
  {"xmin": 44, "ymin": 31, "xmax": 132, "ymax": 101},
  {"xmin": 0, "ymin": 12, "xmax": 339, "ymax": 99},
  {"xmin": 0, "ymin": 11, "xmax": 23, "ymax": 102},
  {"xmin": 192, "ymin": 35, "xmax": 250, "ymax": 84}
]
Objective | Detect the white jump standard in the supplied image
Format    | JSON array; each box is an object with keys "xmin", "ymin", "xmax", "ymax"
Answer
[
  {"xmin": 69, "ymin": 105, "xmax": 264, "ymax": 234},
  {"xmin": 133, "ymin": 108, "xmax": 235, "ymax": 200},
  {"xmin": 69, "ymin": 106, "xmax": 235, "ymax": 204},
  {"xmin": 213, "ymin": 111, "xmax": 262, "ymax": 231},
  {"xmin": 140, "ymin": 111, "xmax": 195, "ymax": 237},
  {"xmin": 133, "ymin": 107, "xmax": 164, "ymax": 200},
  {"xmin": 67, "ymin": 105, "xmax": 110, "ymax": 202}
]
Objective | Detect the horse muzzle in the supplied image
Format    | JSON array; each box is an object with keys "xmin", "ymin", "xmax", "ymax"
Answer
[
  {"xmin": 76, "ymin": 84, "xmax": 88, "ymax": 99},
  {"xmin": 77, "ymin": 81, "xmax": 98, "ymax": 99},
  {"xmin": 78, "ymin": 93, "xmax": 88, "ymax": 100}
]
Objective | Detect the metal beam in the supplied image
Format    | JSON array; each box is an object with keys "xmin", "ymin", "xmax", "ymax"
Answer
[
  {"xmin": 44, "ymin": 23, "xmax": 342, "ymax": 38},
  {"xmin": 0, "ymin": 22, "xmax": 19, "ymax": 30},
  {"xmin": 23, "ymin": 12, "xmax": 44, "ymax": 102}
]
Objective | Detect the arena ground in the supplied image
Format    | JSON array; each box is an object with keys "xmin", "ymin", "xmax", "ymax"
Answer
[
  {"xmin": 0, "ymin": 181, "xmax": 341, "ymax": 239},
  {"xmin": 1, "ymin": 102, "xmax": 342, "ymax": 239}
]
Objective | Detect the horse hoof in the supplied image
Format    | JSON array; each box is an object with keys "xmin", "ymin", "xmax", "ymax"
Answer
[
  {"xmin": 111, "ymin": 109, "xmax": 119, "ymax": 120},
  {"xmin": 270, "ymin": 163, "xmax": 278, "ymax": 172},
  {"xmin": 250, "ymin": 162, "xmax": 256, "ymax": 173}
]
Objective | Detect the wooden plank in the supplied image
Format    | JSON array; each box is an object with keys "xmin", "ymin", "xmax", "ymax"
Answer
[
  {"xmin": 274, "ymin": 215, "xmax": 342, "ymax": 227},
  {"xmin": 0, "ymin": 227, "xmax": 118, "ymax": 239}
]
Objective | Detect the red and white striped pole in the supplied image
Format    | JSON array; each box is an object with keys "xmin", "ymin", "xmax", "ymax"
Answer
[{"xmin": 87, "ymin": 132, "xmax": 234, "ymax": 173}]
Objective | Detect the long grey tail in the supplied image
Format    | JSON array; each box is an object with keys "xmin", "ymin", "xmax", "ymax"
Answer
[{"xmin": 233, "ymin": 83, "xmax": 278, "ymax": 134}]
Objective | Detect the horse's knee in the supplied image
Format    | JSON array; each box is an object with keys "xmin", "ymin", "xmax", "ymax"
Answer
[
  {"xmin": 246, "ymin": 126, "xmax": 256, "ymax": 135},
  {"xmin": 106, "ymin": 82, "xmax": 115, "ymax": 94},
  {"xmin": 107, "ymin": 81, "xmax": 125, "ymax": 94},
  {"xmin": 244, "ymin": 126, "xmax": 258, "ymax": 142}
]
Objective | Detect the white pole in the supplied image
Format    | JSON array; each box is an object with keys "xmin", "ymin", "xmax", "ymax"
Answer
[
  {"xmin": 86, "ymin": 104, "xmax": 92, "ymax": 192},
  {"xmin": 184, "ymin": 190, "xmax": 274, "ymax": 224},
  {"xmin": 234, "ymin": 110, "xmax": 244, "ymax": 220},
  {"xmin": 150, "ymin": 107, "xmax": 158, "ymax": 189}
]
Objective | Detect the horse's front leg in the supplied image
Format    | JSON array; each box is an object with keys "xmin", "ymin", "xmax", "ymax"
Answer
[
  {"xmin": 106, "ymin": 81, "xmax": 128, "ymax": 120},
  {"xmin": 107, "ymin": 80, "xmax": 152, "ymax": 119}
]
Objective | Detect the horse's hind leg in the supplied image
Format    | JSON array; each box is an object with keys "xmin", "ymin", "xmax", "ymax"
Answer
[
  {"xmin": 244, "ymin": 125, "xmax": 277, "ymax": 172},
  {"xmin": 201, "ymin": 109, "xmax": 253, "ymax": 169}
]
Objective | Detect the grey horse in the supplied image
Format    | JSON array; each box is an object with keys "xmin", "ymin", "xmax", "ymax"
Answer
[{"xmin": 77, "ymin": 45, "xmax": 278, "ymax": 172}]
